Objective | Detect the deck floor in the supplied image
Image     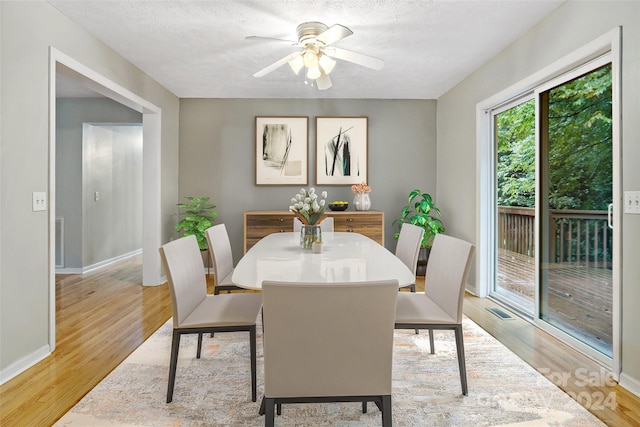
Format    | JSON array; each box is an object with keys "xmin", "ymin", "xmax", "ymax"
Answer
[{"xmin": 496, "ymin": 249, "xmax": 612, "ymax": 355}]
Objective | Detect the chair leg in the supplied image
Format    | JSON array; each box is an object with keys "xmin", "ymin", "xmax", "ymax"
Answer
[
  {"xmin": 412, "ymin": 283, "xmax": 419, "ymax": 334},
  {"xmin": 428, "ymin": 329, "xmax": 435, "ymax": 354},
  {"xmin": 362, "ymin": 401, "xmax": 367, "ymax": 413},
  {"xmin": 277, "ymin": 403, "xmax": 282, "ymax": 415},
  {"xmin": 454, "ymin": 325, "xmax": 468, "ymax": 396},
  {"xmin": 250, "ymin": 325, "xmax": 257, "ymax": 402},
  {"xmin": 166, "ymin": 330, "xmax": 181, "ymax": 403},
  {"xmin": 381, "ymin": 395, "xmax": 392, "ymax": 427},
  {"xmin": 197, "ymin": 333, "xmax": 203, "ymax": 359},
  {"xmin": 264, "ymin": 398, "xmax": 276, "ymax": 427}
]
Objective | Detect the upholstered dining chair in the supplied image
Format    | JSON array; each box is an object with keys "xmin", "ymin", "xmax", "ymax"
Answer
[
  {"xmin": 394, "ymin": 223, "xmax": 425, "ymax": 293},
  {"xmin": 260, "ymin": 279, "xmax": 398, "ymax": 427},
  {"xmin": 159, "ymin": 234, "xmax": 262, "ymax": 403},
  {"xmin": 206, "ymin": 223, "xmax": 243, "ymax": 294},
  {"xmin": 394, "ymin": 233, "xmax": 475, "ymax": 395},
  {"xmin": 292, "ymin": 216, "xmax": 334, "ymax": 232}
]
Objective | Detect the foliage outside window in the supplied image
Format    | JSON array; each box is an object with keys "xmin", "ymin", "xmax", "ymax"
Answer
[{"xmin": 496, "ymin": 65, "xmax": 612, "ymax": 211}]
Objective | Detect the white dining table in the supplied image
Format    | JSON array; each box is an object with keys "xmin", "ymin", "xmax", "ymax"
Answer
[{"xmin": 232, "ymin": 232, "xmax": 415, "ymax": 290}]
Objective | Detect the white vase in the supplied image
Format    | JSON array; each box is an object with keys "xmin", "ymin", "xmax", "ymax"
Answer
[{"xmin": 353, "ymin": 193, "xmax": 371, "ymax": 211}]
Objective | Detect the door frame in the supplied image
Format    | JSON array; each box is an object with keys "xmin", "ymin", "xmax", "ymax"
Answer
[
  {"xmin": 48, "ymin": 48, "xmax": 163, "ymax": 352},
  {"xmin": 476, "ymin": 27, "xmax": 621, "ymax": 377}
]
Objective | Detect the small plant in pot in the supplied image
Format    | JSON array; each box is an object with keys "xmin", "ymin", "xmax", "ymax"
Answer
[
  {"xmin": 174, "ymin": 196, "xmax": 217, "ymax": 250},
  {"xmin": 392, "ymin": 189, "xmax": 445, "ymax": 276}
]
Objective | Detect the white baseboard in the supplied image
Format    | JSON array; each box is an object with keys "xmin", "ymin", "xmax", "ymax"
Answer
[
  {"xmin": 465, "ymin": 284, "xmax": 479, "ymax": 297},
  {"xmin": 619, "ymin": 372, "xmax": 640, "ymax": 398},
  {"xmin": 55, "ymin": 249, "xmax": 142, "ymax": 275},
  {"xmin": 0, "ymin": 345, "xmax": 50, "ymax": 385},
  {"xmin": 55, "ymin": 267, "xmax": 83, "ymax": 274}
]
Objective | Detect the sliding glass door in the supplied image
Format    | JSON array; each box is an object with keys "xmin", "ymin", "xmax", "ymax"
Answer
[
  {"xmin": 491, "ymin": 57, "xmax": 615, "ymax": 363},
  {"xmin": 537, "ymin": 62, "xmax": 613, "ymax": 358}
]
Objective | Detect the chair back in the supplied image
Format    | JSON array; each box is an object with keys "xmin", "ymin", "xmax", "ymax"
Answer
[
  {"xmin": 205, "ymin": 224, "xmax": 234, "ymax": 286},
  {"xmin": 395, "ymin": 223, "xmax": 425, "ymax": 276},
  {"xmin": 293, "ymin": 217, "xmax": 334, "ymax": 232},
  {"xmin": 424, "ymin": 234, "xmax": 475, "ymax": 323},
  {"xmin": 159, "ymin": 235, "xmax": 207, "ymax": 328},
  {"xmin": 262, "ymin": 280, "xmax": 398, "ymax": 398}
]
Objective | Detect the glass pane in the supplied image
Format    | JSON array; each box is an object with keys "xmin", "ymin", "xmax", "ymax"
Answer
[
  {"xmin": 494, "ymin": 98, "xmax": 536, "ymax": 314},
  {"xmin": 540, "ymin": 64, "xmax": 613, "ymax": 357}
]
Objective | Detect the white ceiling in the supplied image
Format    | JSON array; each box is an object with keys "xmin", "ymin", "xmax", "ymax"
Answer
[{"xmin": 49, "ymin": 0, "xmax": 565, "ymax": 99}]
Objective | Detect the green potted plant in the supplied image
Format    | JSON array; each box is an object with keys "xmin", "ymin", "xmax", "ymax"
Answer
[
  {"xmin": 174, "ymin": 196, "xmax": 218, "ymax": 250},
  {"xmin": 392, "ymin": 189, "xmax": 445, "ymax": 276}
]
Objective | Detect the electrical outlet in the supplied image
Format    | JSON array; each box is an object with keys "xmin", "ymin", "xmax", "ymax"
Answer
[
  {"xmin": 624, "ymin": 191, "xmax": 640, "ymax": 214},
  {"xmin": 33, "ymin": 192, "xmax": 47, "ymax": 212}
]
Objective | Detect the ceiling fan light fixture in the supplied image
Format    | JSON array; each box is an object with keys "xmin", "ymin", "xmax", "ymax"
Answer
[
  {"xmin": 306, "ymin": 65, "xmax": 321, "ymax": 80},
  {"xmin": 303, "ymin": 49, "xmax": 319, "ymax": 69},
  {"xmin": 250, "ymin": 21, "xmax": 383, "ymax": 90},
  {"xmin": 288, "ymin": 54, "xmax": 304, "ymax": 74},
  {"xmin": 318, "ymin": 54, "xmax": 336, "ymax": 75}
]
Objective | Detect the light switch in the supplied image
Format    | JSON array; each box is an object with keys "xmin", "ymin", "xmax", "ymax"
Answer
[
  {"xmin": 33, "ymin": 192, "xmax": 47, "ymax": 212},
  {"xmin": 624, "ymin": 191, "xmax": 640, "ymax": 214}
]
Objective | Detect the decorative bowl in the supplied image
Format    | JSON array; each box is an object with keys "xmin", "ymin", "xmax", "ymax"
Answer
[{"xmin": 328, "ymin": 202, "xmax": 349, "ymax": 211}]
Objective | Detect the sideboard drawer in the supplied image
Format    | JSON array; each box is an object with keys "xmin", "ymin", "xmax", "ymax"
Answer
[
  {"xmin": 244, "ymin": 211, "xmax": 294, "ymax": 252},
  {"xmin": 331, "ymin": 211, "xmax": 384, "ymax": 245}
]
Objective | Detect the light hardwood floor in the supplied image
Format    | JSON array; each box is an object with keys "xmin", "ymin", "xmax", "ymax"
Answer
[{"xmin": 0, "ymin": 256, "xmax": 638, "ymax": 426}]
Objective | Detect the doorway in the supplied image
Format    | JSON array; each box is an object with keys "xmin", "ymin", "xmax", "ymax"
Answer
[
  {"xmin": 492, "ymin": 62, "xmax": 614, "ymax": 360},
  {"xmin": 477, "ymin": 28, "xmax": 621, "ymax": 374},
  {"xmin": 49, "ymin": 48, "xmax": 163, "ymax": 352}
]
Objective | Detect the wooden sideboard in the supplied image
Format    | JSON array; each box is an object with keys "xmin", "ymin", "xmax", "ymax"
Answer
[{"xmin": 243, "ymin": 210, "xmax": 385, "ymax": 252}]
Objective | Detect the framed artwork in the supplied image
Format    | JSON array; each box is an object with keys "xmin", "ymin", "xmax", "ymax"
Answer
[
  {"xmin": 255, "ymin": 116, "xmax": 308, "ymax": 186},
  {"xmin": 316, "ymin": 116, "xmax": 368, "ymax": 185}
]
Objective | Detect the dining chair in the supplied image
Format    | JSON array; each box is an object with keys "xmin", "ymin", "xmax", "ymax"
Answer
[
  {"xmin": 159, "ymin": 234, "xmax": 262, "ymax": 403},
  {"xmin": 394, "ymin": 233, "xmax": 475, "ymax": 395},
  {"xmin": 293, "ymin": 216, "xmax": 334, "ymax": 232},
  {"xmin": 205, "ymin": 223, "xmax": 243, "ymax": 294},
  {"xmin": 260, "ymin": 279, "xmax": 398, "ymax": 427},
  {"xmin": 395, "ymin": 223, "xmax": 425, "ymax": 293}
]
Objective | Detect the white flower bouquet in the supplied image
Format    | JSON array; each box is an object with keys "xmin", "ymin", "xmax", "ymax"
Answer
[{"xmin": 289, "ymin": 187, "xmax": 328, "ymax": 225}]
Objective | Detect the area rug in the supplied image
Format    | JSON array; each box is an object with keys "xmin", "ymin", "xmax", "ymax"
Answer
[{"xmin": 55, "ymin": 317, "xmax": 604, "ymax": 426}]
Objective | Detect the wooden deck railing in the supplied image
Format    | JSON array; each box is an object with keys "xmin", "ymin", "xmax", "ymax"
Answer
[{"xmin": 498, "ymin": 206, "xmax": 611, "ymax": 268}]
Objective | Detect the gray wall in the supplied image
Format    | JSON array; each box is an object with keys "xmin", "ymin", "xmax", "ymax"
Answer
[
  {"xmin": 0, "ymin": 2, "xmax": 180, "ymax": 379},
  {"xmin": 178, "ymin": 99, "xmax": 437, "ymax": 259},
  {"xmin": 437, "ymin": 1, "xmax": 640, "ymax": 392},
  {"xmin": 56, "ymin": 98, "xmax": 143, "ymax": 269}
]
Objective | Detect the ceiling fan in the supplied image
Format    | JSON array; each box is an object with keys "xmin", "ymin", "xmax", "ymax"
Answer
[{"xmin": 247, "ymin": 21, "xmax": 384, "ymax": 90}]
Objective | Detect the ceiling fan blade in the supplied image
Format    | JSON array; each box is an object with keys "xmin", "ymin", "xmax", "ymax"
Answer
[
  {"xmin": 323, "ymin": 46, "xmax": 384, "ymax": 70},
  {"xmin": 316, "ymin": 24, "xmax": 353, "ymax": 46},
  {"xmin": 315, "ymin": 73, "xmax": 332, "ymax": 90},
  {"xmin": 245, "ymin": 35, "xmax": 297, "ymax": 45},
  {"xmin": 253, "ymin": 52, "xmax": 301, "ymax": 78}
]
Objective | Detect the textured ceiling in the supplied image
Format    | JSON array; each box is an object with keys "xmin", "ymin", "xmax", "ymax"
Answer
[{"xmin": 49, "ymin": 0, "xmax": 565, "ymax": 99}]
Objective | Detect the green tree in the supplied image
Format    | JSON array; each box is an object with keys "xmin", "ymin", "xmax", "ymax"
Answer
[
  {"xmin": 496, "ymin": 99, "xmax": 536, "ymax": 207},
  {"xmin": 496, "ymin": 65, "xmax": 612, "ymax": 211},
  {"xmin": 547, "ymin": 65, "xmax": 612, "ymax": 210}
]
